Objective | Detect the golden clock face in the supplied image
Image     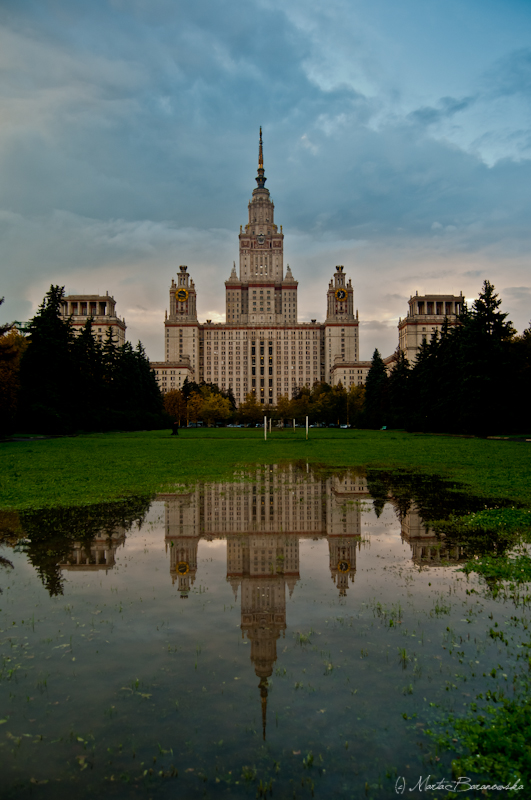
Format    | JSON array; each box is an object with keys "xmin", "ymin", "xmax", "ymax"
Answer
[
  {"xmin": 176, "ymin": 561, "xmax": 190, "ymax": 575},
  {"xmin": 335, "ymin": 288, "xmax": 347, "ymax": 301},
  {"xmin": 337, "ymin": 559, "xmax": 350, "ymax": 573},
  {"xmin": 176, "ymin": 289, "xmax": 189, "ymax": 302}
]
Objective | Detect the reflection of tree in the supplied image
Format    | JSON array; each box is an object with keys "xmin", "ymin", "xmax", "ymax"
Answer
[
  {"xmin": 365, "ymin": 473, "xmax": 389, "ymax": 519},
  {"xmin": 14, "ymin": 497, "xmax": 151, "ymax": 596},
  {"xmin": 367, "ymin": 469, "xmax": 515, "ymax": 558},
  {"xmin": 0, "ymin": 555, "xmax": 14, "ymax": 595}
]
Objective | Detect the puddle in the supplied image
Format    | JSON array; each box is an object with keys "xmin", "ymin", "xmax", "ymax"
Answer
[{"xmin": 0, "ymin": 464, "xmax": 527, "ymax": 798}]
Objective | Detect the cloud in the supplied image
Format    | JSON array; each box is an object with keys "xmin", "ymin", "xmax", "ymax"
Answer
[
  {"xmin": 407, "ymin": 95, "xmax": 477, "ymax": 127},
  {"xmin": 1, "ymin": 0, "xmax": 531, "ymax": 363},
  {"xmin": 485, "ymin": 48, "xmax": 531, "ymax": 99},
  {"xmin": 504, "ymin": 286, "xmax": 531, "ymax": 299}
]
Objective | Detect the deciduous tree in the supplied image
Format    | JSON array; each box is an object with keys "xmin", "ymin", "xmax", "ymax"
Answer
[
  {"xmin": 0, "ymin": 328, "xmax": 28, "ymax": 434},
  {"xmin": 163, "ymin": 390, "xmax": 187, "ymax": 425}
]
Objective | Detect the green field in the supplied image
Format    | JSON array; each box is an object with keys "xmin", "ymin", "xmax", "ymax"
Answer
[{"xmin": 1, "ymin": 427, "xmax": 530, "ymax": 513}]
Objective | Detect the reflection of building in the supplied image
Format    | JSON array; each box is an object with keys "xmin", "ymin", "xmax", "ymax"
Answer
[
  {"xmin": 159, "ymin": 465, "xmax": 369, "ymax": 734},
  {"xmin": 236, "ymin": 535, "xmax": 293, "ymax": 739},
  {"xmin": 59, "ymin": 529, "xmax": 126, "ymax": 572},
  {"xmin": 326, "ymin": 473, "xmax": 366, "ymax": 595},
  {"xmin": 159, "ymin": 465, "xmax": 368, "ymax": 597},
  {"xmin": 401, "ymin": 507, "xmax": 467, "ymax": 567},
  {"xmin": 60, "ymin": 293, "xmax": 127, "ymax": 345},
  {"xmin": 159, "ymin": 468, "xmax": 476, "ymax": 737},
  {"xmin": 161, "ymin": 491, "xmax": 200, "ymax": 597}
]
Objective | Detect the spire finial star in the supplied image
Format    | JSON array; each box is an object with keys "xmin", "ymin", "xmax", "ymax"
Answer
[{"xmin": 259, "ymin": 126, "xmax": 263, "ymax": 169}]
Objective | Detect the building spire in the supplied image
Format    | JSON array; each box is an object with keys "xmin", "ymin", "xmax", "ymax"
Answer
[
  {"xmin": 255, "ymin": 127, "xmax": 267, "ymax": 189},
  {"xmin": 259, "ymin": 677, "xmax": 268, "ymax": 740}
]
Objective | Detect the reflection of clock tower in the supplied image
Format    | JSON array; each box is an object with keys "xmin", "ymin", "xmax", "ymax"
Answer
[
  {"xmin": 326, "ymin": 471, "xmax": 364, "ymax": 596},
  {"xmin": 164, "ymin": 265, "xmax": 199, "ymax": 376},
  {"xmin": 163, "ymin": 492, "xmax": 200, "ymax": 598},
  {"xmin": 324, "ymin": 265, "xmax": 358, "ymax": 380},
  {"xmin": 328, "ymin": 537, "xmax": 358, "ymax": 597}
]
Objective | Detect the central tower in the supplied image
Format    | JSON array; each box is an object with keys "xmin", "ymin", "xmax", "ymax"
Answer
[{"xmin": 225, "ymin": 129, "xmax": 297, "ymax": 326}]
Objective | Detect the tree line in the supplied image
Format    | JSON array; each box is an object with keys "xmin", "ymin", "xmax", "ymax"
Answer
[
  {"xmin": 163, "ymin": 380, "xmax": 365, "ymax": 427},
  {"xmin": 2, "ymin": 281, "xmax": 528, "ymax": 436},
  {"xmin": 0, "ymin": 286, "xmax": 165, "ymax": 434},
  {"xmin": 364, "ymin": 281, "xmax": 531, "ymax": 435}
]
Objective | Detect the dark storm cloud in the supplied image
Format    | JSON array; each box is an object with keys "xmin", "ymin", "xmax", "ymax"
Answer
[
  {"xmin": 1, "ymin": 0, "xmax": 531, "ymax": 358},
  {"xmin": 407, "ymin": 95, "xmax": 477, "ymax": 126},
  {"xmin": 0, "ymin": 0, "xmax": 366, "ymax": 227},
  {"xmin": 485, "ymin": 47, "xmax": 531, "ymax": 99}
]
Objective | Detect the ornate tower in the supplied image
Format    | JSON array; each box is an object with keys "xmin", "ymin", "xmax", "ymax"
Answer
[
  {"xmin": 227, "ymin": 129, "xmax": 296, "ymax": 326},
  {"xmin": 324, "ymin": 265, "xmax": 359, "ymax": 381},
  {"xmin": 165, "ymin": 265, "xmax": 199, "ymax": 375},
  {"xmin": 240, "ymin": 128, "xmax": 284, "ymax": 283}
]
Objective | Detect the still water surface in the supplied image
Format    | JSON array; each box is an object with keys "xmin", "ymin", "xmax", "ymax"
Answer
[{"xmin": 0, "ymin": 465, "xmax": 523, "ymax": 798}]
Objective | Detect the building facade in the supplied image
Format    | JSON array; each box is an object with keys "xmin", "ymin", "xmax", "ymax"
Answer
[
  {"xmin": 398, "ymin": 292, "xmax": 463, "ymax": 363},
  {"xmin": 55, "ymin": 135, "xmax": 467, "ymax": 396},
  {"xmin": 60, "ymin": 293, "xmax": 126, "ymax": 346},
  {"xmin": 151, "ymin": 130, "xmax": 363, "ymax": 405}
]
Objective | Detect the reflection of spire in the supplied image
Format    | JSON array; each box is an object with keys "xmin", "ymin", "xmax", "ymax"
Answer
[
  {"xmin": 227, "ymin": 575, "xmax": 240, "ymax": 600},
  {"xmin": 255, "ymin": 127, "xmax": 267, "ymax": 189},
  {"xmin": 285, "ymin": 574, "xmax": 298, "ymax": 597},
  {"xmin": 259, "ymin": 677, "xmax": 268, "ymax": 740}
]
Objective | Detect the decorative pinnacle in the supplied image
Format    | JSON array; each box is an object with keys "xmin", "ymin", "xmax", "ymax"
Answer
[{"xmin": 255, "ymin": 127, "xmax": 267, "ymax": 189}]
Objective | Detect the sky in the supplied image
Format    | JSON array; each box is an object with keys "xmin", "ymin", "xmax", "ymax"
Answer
[{"xmin": 1, "ymin": 0, "xmax": 530, "ymax": 360}]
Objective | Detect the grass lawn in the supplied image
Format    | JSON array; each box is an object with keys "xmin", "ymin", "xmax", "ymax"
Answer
[{"xmin": 1, "ymin": 427, "xmax": 530, "ymax": 512}]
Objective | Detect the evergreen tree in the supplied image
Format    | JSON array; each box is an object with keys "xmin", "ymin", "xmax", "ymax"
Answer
[
  {"xmin": 363, "ymin": 349, "xmax": 389, "ymax": 428},
  {"xmin": 387, "ymin": 349, "xmax": 410, "ymax": 428},
  {"xmin": 72, "ymin": 317, "xmax": 104, "ymax": 430},
  {"xmin": 408, "ymin": 281, "xmax": 516, "ymax": 434},
  {"xmin": 409, "ymin": 332, "xmax": 440, "ymax": 431},
  {"xmin": 17, "ymin": 287, "xmax": 165, "ymax": 433},
  {"xmin": 19, "ymin": 285, "xmax": 75, "ymax": 433},
  {"xmin": 456, "ymin": 281, "xmax": 514, "ymax": 434},
  {"xmin": 470, "ymin": 280, "xmax": 515, "ymax": 340},
  {"xmin": 512, "ymin": 321, "xmax": 531, "ymax": 431}
]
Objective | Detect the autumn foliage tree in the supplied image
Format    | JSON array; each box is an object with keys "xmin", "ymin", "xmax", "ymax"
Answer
[
  {"xmin": 163, "ymin": 389, "xmax": 187, "ymax": 425},
  {"xmin": 237, "ymin": 392, "xmax": 264, "ymax": 426},
  {"xmin": 0, "ymin": 328, "xmax": 28, "ymax": 434}
]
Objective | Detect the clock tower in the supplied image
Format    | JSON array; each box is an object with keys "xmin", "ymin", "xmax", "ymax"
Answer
[
  {"xmin": 164, "ymin": 265, "xmax": 199, "ymax": 376},
  {"xmin": 324, "ymin": 265, "xmax": 359, "ymax": 381}
]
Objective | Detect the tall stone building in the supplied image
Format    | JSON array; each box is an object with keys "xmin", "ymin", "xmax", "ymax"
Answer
[
  {"xmin": 398, "ymin": 292, "xmax": 463, "ymax": 363},
  {"xmin": 151, "ymin": 130, "xmax": 363, "ymax": 404},
  {"xmin": 60, "ymin": 293, "xmax": 126, "ymax": 345}
]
